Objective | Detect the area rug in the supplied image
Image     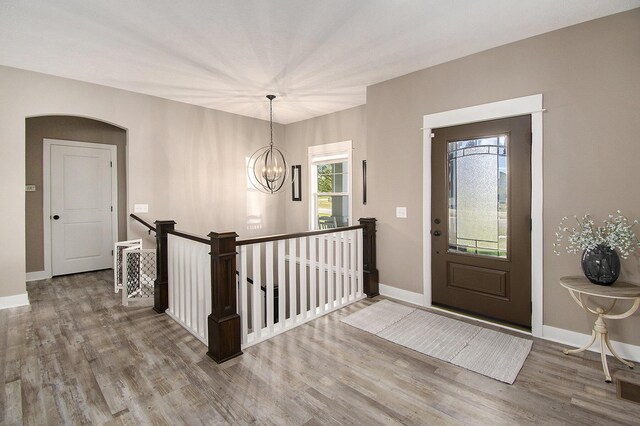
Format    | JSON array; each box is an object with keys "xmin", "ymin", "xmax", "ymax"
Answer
[{"xmin": 341, "ymin": 300, "xmax": 532, "ymax": 384}]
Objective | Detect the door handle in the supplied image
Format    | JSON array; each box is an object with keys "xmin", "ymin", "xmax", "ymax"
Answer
[
  {"xmin": 432, "ymin": 230, "xmax": 441, "ymax": 237},
  {"xmin": 52, "ymin": 215, "xmax": 60, "ymax": 220}
]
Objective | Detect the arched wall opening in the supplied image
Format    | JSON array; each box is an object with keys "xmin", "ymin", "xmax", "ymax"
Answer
[{"xmin": 25, "ymin": 115, "xmax": 127, "ymax": 277}]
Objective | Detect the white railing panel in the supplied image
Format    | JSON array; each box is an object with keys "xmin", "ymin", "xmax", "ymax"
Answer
[
  {"xmin": 167, "ymin": 234, "xmax": 211, "ymax": 345},
  {"xmin": 239, "ymin": 227, "xmax": 365, "ymax": 349}
]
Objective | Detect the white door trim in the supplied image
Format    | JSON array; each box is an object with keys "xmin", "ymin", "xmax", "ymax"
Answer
[
  {"xmin": 43, "ymin": 138, "xmax": 118, "ymax": 279},
  {"xmin": 422, "ymin": 94, "xmax": 544, "ymax": 337}
]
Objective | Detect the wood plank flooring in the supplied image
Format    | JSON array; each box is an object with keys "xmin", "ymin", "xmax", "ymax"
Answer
[{"xmin": 2, "ymin": 270, "xmax": 640, "ymax": 425}]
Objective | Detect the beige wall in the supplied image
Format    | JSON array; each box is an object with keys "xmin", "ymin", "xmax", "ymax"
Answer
[
  {"xmin": 283, "ymin": 105, "xmax": 368, "ymax": 232},
  {"xmin": 366, "ymin": 9, "xmax": 640, "ymax": 344},
  {"xmin": 0, "ymin": 65, "xmax": 286, "ymax": 298},
  {"xmin": 26, "ymin": 116, "xmax": 128, "ymax": 272}
]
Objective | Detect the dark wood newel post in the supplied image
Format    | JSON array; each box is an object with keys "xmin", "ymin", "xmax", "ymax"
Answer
[
  {"xmin": 359, "ymin": 218, "xmax": 379, "ymax": 298},
  {"xmin": 153, "ymin": 220, "xmax": 176, "ymax": 313},
  {"xmin": 207, "ymin": 232, "xmax": 242, "ymax": 363}
]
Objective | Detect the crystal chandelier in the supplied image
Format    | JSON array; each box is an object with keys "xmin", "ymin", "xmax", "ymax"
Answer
[{"xmin": 248, "ymin": 95, "xmax": 288, "ymax": 194}]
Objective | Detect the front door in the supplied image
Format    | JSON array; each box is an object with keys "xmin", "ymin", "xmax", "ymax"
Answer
[
  {"xmin": 50, "ymin": 142, "xmax": 115, "ymax": 276},
  {"xmin": 431, "ymin": 115, "xmax": 531, "ymax": 328}
]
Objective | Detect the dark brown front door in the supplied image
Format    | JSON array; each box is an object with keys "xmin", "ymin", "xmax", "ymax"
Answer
[{"xmin": 431, "ymin": 115, "xmax": 531, "ymax": 328}]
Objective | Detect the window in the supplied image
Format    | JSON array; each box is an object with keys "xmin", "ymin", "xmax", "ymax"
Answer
[{"xmin": 308, "ymin": 141, "xmax": 352, "ymax": 230}]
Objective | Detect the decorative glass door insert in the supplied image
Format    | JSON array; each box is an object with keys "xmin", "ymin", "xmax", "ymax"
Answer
[{"xmin": 447, "ymin": 135, "xmax": 507, "ymax": 258}]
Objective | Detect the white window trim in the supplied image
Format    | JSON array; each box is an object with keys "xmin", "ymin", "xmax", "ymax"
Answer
[{"xmin": 308, "ymin": 140, "xmax": 353, "ymax": 230}]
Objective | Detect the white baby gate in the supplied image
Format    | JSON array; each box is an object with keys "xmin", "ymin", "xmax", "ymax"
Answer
[{"xmin": 114, "ymin": 239, "xmax": 156, "ymax": 305}]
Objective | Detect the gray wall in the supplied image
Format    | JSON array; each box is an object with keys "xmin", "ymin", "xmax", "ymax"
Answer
[
  {"xmin": 25, "ymin": 116, "xmax": 127, "ymax": 272},
  {"xmin": 1, "ymin": 64, "xmax": 286, "ymax": 298},
  {"xmin": 365, "ymin": 9, "xmax": 640, "ymax": 344},
  {"xmin": 284, "ymin": 105, "xmax": 368, "ymax": 232}
]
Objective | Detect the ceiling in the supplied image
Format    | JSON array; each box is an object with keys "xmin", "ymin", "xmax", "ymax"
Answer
[{"xmin": 1, "ymin": 1, "xmax": 637, "ymax": 124}]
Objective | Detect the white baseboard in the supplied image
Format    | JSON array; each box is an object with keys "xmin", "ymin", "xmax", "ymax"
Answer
[
  {"xmin": 542, "ymin": 325, "xmax": 640, "ymax": 363},
  {"xmin": 379, "ymin": 283, "xmax": 423, "ymax": 306},
  {"xmin": 0, "ymin": 292, "xmax": 30, "ymax": 310},
  {"xmin": 26, "ymin": 270, "xmax": 51, "ymax": 282}
]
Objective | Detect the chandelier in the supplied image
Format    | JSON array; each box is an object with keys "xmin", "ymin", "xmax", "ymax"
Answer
[{"xmin": 248, "ymin": 95, "xmax": 289, "ymax": 194}]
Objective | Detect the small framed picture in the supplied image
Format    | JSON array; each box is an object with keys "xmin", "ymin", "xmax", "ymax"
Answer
[
  {"xmin": 362, "ymin": 160, "xmax": 367, "ymax": 205},
  {"xmin": 292, "ymin": 165, "xmax": 301, "ymax": 201}
]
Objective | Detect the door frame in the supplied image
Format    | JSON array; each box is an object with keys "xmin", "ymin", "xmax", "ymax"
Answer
[
  {"xmin": 43, "ymin": 138, "xmax": 118, "ymax": 278},
  {"xmin": 422, "ymin": 94, "xmax": 543, "ymax": 337}
]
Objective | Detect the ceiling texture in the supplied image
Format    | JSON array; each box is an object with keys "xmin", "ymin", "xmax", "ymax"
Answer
[{"xmin": 1, "ymin": 0, "xmax": 637, "ymax": 124}]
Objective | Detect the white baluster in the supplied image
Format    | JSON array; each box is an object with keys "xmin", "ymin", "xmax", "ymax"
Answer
[
  {"xmin": 357, "ymin": 229, "xmax": 363, "ymax": 297},
  {"xmin": 327, "ymin": 234, "xmax": 334, "ymax": 308},
  {"xmin": 289, "ymin": 238, "xmax": 297, "ymax": 325},
  {"xmin": 266, "ymin": 241, "xmax": 274, "ymax": 333},
  {"xmin": 186, "ymin": 243, "xmax": 193, "ymax": 328},
  {"xmin": 168, "ymin": 236, "xmax": 174, "ymax": 314},
  {"xmin": 252, "ymin": 244, "xmax": 262, "ymax": 339},
  {"xmin": 318, "ymin": 235, "xmax": 325, "ymax": 314},
  {"xmin": 335, "ymin": 232, "xmax": 342, "ymax": 307},
  {"xmin": 342, "ymin": 232, "xmax": 348, "ymax": 305},
  {"xmin": 239, "ymin": 245, "xmax": 248, "ymax": 344},
  {"xmin": 299, "ymin": 237, "xmax": 307, "ymax": 319},
  {"xmin": 349, "ymin": 230, "xmax": 356, "ymax": 301},
  {"xmin": 277, "ymin": 240, "xmax": 285, "ymax": 328},
  {"xmin": 309, "ymin": 236, "xmax": 317, "ymax": 317}
]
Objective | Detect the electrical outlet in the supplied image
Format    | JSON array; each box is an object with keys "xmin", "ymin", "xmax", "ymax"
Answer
[{"xmin": 134, "ymin": 204, "xmax": 149, "ymax": 213}]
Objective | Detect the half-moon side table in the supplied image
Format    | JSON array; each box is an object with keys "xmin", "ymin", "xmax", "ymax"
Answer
[{"xmin": 559, "ymin": 276, "xmax": 640, "ymax": 383}]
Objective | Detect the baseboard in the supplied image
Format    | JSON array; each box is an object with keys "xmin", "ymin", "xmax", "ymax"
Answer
[
  {"xmin": 0, "ymin": 292, "xmax": 30, "ymax": 310},
  {"xmin": 26, "ymin": 270, "xmax": 50, "ymax": 282},
  {"xmin": 542, "ymin": 325, "xmax": 640, "ymax": 363},
  {"xmin": 379, "ymin": 283, "xmax": 423, "ymax": 306}
]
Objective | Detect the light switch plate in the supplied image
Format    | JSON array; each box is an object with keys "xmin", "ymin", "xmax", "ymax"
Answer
[
  {"xmin": 25, "ymin": 184, "xmax": 36, "ymax": 192},
  {"xmin": 396, "ymin": 207, "xmax": 407, "ymax": 218},
  {"xmin": 134, "ymin": 204, "xmax": 149, "ymax": 213}
]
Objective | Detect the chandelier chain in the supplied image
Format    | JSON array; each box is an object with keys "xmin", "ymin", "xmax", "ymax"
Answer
[{"xmin": 270, "ymin": 96, "xmax": 273, "ymax": 147}]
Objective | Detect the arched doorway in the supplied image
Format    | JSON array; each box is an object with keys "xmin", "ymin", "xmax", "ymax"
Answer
[{"xmin": 25, "ymin": 115, "xmax": 127, "ymax": 279}]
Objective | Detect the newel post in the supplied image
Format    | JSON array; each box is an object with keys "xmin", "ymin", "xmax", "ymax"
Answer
[
  {"xmin": 153, "ymin": 220, "xmax": 176, "ymax": 313},
  {"xmin": 207, "ymin": 232, "xmax": 242, "ymax": 363},
  {"xmin": 359, "ymin": 218, "xmax": 379, "ymax": 298}
]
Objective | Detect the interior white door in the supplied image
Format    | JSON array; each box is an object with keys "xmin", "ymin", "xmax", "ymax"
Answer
[{"xmin": 51, "ymin": 144, "xmax": 114, "ymax": 275}]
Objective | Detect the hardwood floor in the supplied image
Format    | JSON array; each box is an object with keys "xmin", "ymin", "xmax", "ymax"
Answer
[{"xmin": 2, "ymin": 270, "xmax": 640, "ymax": 425}]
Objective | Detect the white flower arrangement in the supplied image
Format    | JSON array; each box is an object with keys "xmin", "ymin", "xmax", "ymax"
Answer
[{"xmin": 554, "ymin": 211, "xmax": 640, "ymax": 259}]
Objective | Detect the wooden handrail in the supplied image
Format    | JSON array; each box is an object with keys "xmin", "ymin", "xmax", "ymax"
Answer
[
  {"xmin": 236, "ymin": 224, "xmax": 365, "ymax": 246},
  {"xmin": 129, "ymin": 213, "xmax": 156, "ymax": 233},
  {"xmin": 166, "ymin": 229, "xmax": 209, "ymax": 245}
]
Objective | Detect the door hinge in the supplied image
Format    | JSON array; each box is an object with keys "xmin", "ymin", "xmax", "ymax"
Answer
[
  {"xmin": 110, "ymin": 161, "xmax": 113, "ymax": 167},
  {"xmin": 530, "ymin": 218, "xmax": 532, "ymax": 231},
  {"xmin": 111, "ymin": 249, "xmax": 114, "ymax": 256},
  {"xmin": 111, "ymin": 206, "xmax": 113, "ymax": 212}
]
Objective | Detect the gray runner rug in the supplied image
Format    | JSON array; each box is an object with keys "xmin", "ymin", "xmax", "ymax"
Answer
[{"xmin": 341, "ymin": 300, "xmax": 532, "ymax": 384}]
